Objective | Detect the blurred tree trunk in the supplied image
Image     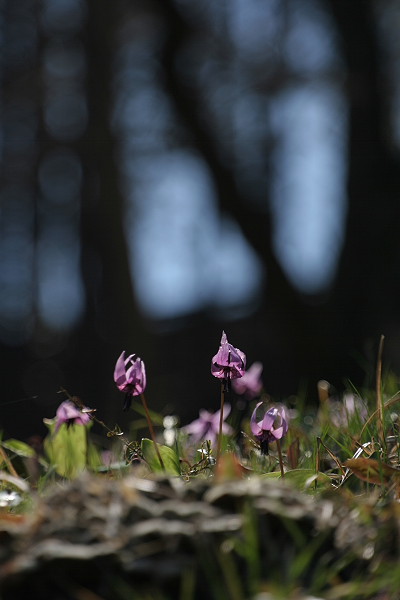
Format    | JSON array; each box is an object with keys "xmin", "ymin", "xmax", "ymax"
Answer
[
  {"xmin": 155, "ymin": 0, "xmax": 338, "ymax": 397},
  {"xmin": 66, "ymin": 0, "xmax": 148, "ymax": 425},
  {"xmin": 0, "ymin": 0, "xmax": 41, "ymax": 437},
  {"xmin": 326, "ymin": 0, "xmax": 400, "ymax": 382},
  {"xmin": 155, "ymin": 0, "xmax": 400, "ymax": 400}
]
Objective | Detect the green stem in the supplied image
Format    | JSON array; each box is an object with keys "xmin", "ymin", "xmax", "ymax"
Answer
[
  {"xmin": 315, "ymin": 436, "xmax": 321, "ymax": 490},
  {"xmin": 216, "ymin": 381, "xmax": 225, "ymax": 462},
  {"xmin": 276, "ymin": 438, "xmax": 285, "ymax": 478},
  {"xmin": 316, "ymin": 436, "xmax": 321, "ymax": 474},
  {"xmin": 0, "ymin": 445, "xmax": 19, "ymax": 478},
  {"xmin": 376, "ymin": 334, "xmax": 386, "ymax": 457},
  {"xmin": 140, "ymin": 393, "xmax": 165, "ymax": 472}
]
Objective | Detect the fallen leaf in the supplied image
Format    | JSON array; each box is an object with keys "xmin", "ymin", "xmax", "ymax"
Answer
[{"xmin": 343, "ymin": 458, "xmax": 400, "ymax": 485}]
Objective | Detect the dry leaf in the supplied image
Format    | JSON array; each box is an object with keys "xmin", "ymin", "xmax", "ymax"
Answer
[
  {"xmin": 343, "ymin": 457, "xmax": 400, "ymax": 485},
  {"xmin": 215, "ymin": 453, "xmax": 250, "ymax": 481}
]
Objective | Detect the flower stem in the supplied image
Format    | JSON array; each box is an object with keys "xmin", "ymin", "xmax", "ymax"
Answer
[
  {"xmin": 0, "ymin": 445, "xmax": 19, "ymax": 478},
  {"xmin": 276, "ymin": 439, "xmax": 285, "ymax": 478},
  {"xmin": 216, "ymin": 381, "xmax": 225, "ymax": 462},
  {"xmin": 376, "ymin": 334, "xmax": 386, "ymax": 457},
  {"xmin": 140, "ymin": 393, "xmax": 165, "ymax": 472}
]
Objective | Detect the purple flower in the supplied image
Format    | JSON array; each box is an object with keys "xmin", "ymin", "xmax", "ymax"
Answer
[
  {"xmin": 183, "ymin": 404, "xmax": 233, "ymax": 446},
  {"xmin": 250, "ymin": 402, "xmax": 289, "ymax": 454},
  {"xmin": 55, "ymin": 401, "xmax": 91, "ymax": 432},
  {"xmin": 232, "ymin": 362, "xmax": 263, "ymax": 398},
  {"xmin": 114, "ymin": 351, "xmax": 147, "ymax": 411},
  {"xmin": 211, "ymin": 331, "xmax": 246, "ymax": 390}
]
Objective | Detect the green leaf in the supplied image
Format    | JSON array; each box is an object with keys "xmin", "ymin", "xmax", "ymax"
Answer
[
  {"xmin": 43, "ymin": 421, "xmax": 88, "ymax": 479},
  {"xmin": 2, "ymin": 439, "xmax": 36, "ymax": 458},
  {"xmin": 284, "ymin": 469, "xmax": 332, "ymax": 492},
  {"xmin": 141, "ymin": 438, "xmax": 181, "ymax": 475},
  {"xmin": 260, "ymin": 471, "xmax": 282, "ymax": 479},
  {"xmin": 86, "ymin": 442, "xmax": 103, "ymax": 470}
]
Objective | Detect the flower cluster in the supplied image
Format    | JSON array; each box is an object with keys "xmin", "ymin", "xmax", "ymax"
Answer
[
  {"xmin": 39, "ymin": 331, "xmax": 292, "ymax": 483},
  {"xmin": 112, "ymin": 334, "xmax": 290, "ymax": 459}
]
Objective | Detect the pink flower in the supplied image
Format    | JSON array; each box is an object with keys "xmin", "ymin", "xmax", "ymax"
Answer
[
  {"xmin": 183, "ymin": 404, "xmax": 233, "ymax": 446},
  {"xmin": 232, "ymin": 362, "xmax": 263, "ymax": 398},
  {"xmin": 54, "ymin": 401, "xmax": 91, "ymax": 432},
  {"xmin": 114, "ymin": 351, "xmax": 147, "ymax": 411},
  {"xmin": 250, "ymin": 402, "xmax": 289, "ymax": 454},
  {"xmin": 211, "ymin": 331, "xmax": 246, "ymax": 390}
]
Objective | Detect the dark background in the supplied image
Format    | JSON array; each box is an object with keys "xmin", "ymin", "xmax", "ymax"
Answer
[{"xmin": 1, "ymin": 0, "xmax": 400, "ymax": 442}]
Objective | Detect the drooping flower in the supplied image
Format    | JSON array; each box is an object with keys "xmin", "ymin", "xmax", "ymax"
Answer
[
  {"xmin": 211, "ymin": 331, "xmax": 246, "ymax": 390},
  {"xmin": 114, "ymin": 351, "xmax": 147, "ymax": 411},
  {"xmin": 54, "ymin": 400, "xmax": 91, "ymax": 432},
  {"xmin": 183, "ymin": 404, "xmax": 233, "ymax": 446},
  {"xmin": 250, "ymin": 402, "xmax": 289, "ymax": 454},
  {"xmin": 232, "ymin": 362, "xmax": 263, "ymax": 398}
]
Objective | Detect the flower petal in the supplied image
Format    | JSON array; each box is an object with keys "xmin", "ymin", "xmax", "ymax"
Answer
[
  {"xmin": 54, "ymin": 401, "xmax": 91, "ymax": 431},
  {"xmin": 250, "ymin": 401, "xmax": 264, "ymax": 435},
  {"xmin": 250, "ymin": 403, "xmax": 290, "ymax": 443},
  {"xmin": 261, "ymin": 409, "xmax": 276, "ymax": 431},
  {"xmin": 232, "ymin": 362, "xmax": 263, "ymax": 397},
  {"xmin": 211, "ymin": 331, "xmax": 246, "ymax": 380},
  {"xmin": 114, "ymin": 351, "xmax": 128, "ymax": 387},
  {"xmin": 114, "ymin": 352, "xmax": 147, "ymax": 398},
  {"xmin": 183, "ymin": 403, "xmax": 232, "ymax": 445}
]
